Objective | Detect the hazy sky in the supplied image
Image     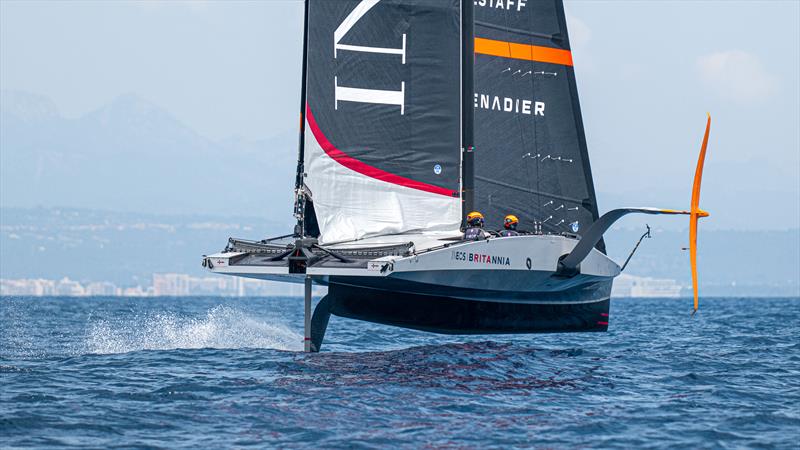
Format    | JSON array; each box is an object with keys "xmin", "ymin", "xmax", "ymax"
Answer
[
  {"xmin": 1, "ymin": 0, "xmax": 799, "ymax": 230},
  {"xmin": 1, "ymin": 0, "xmax": 305, "ymax": 140}
]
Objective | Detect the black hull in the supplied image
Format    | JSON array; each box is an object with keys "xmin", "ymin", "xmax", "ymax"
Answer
[
  {"xmin": 323, "ymin": 282, "xmax": 610, "ymax": 335},
  {"xmin": 306, "ymin": 278, "xmax": 612, "ymax": 351}
]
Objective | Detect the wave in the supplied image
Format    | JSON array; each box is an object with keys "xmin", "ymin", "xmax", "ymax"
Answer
[{"xmin": 84, "ymin": 305, "xmax": 303, "ymax": 354}]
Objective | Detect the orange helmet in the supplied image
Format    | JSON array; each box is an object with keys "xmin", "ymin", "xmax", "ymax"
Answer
[
  {"xmin": 504, "ymin": 214, "xmax": 519, "ymax": 230},
  {"xmin": 466, "ymin": 211, "xmax": 484, "ymax": 227}
]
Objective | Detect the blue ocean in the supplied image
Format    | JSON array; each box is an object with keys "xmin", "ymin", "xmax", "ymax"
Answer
[{"xmin": 1, "ymin": 296, "xmax": 798, "ymax": 448}]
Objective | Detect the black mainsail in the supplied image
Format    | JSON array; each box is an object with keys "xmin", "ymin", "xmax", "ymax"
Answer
[
  {"xmin": 471, "ymin": 0, "xmax": 602, "ymax": 243},
  {"xmin": 302, "ymin": 0, "xmax": 463, "ymax": 244},
  {"xmin": 299, "ymin": 0, "xmax": 601, "ymax": 244}
]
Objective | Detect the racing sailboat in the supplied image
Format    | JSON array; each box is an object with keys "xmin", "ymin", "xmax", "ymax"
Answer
[{"xmin": 203, "ymin": 0, "xmax": 711, "ymax": 352}]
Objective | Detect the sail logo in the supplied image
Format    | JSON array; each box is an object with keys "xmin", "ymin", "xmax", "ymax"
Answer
[
  {"xmin": 452, "ymin": 250, "xmax": 512, "ymax": 266},
  {"xmin": 474, "ymin": 93, "xmax": 545, "ymax": 116},
  {"xmin": 334, "ymin": 0, "xmax": 406, "ymax": 115},
  {"xmin": 474, "ymin": 0, "xmax": 527, "ymax": 12}
]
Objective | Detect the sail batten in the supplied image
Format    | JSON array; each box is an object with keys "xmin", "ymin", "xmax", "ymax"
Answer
[
  {"xmin": 474, "ymin": 20, "xmax": 563, "ymax": 41},
  {"xmin": 474, "ymin": 175, "xmax": 589, "ymax": 204}
]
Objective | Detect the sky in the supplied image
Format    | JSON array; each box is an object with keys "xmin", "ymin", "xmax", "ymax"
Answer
[
  {"xmin": 1, "ymin": 0, "xmax": 305, "ymax": 140},
  {"xmin": 1, "ymin": 0, "xmax": 799, "ymax": 230}
]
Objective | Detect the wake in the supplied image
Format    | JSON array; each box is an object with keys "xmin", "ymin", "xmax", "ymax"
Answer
[{"xmin": 85, "ymin": 305, "xmax": 303, "ymax": 354}]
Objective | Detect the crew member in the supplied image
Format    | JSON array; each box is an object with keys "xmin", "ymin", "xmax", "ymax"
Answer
[
  {"xmin": 464, "ymin": 211, "xmax": 488, "ymax": 240},
  {"xmin": 500, "ymin": 214, "xmax": 520, "ymax": 237}
]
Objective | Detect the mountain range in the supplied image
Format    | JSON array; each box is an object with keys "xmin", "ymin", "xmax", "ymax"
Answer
[
  {"xmin": 0, "ymin": 90, "xmax": 296, "ymax": 220},
  {"xmin": 3, "ymin": 89, "xmax": 799, "ymax": 232}
]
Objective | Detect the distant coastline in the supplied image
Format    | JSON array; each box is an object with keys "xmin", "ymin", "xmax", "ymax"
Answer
[
  {"xmin": 2, "ymin": 206, "xmax": 798, "ymax": 298},
  {"xmin": 0, "ymin": 273, "xmax": 318, "ymax": 298},
  {"xmin": 2, "ymin": 273, "xmax": 798, "ymax": 299}
]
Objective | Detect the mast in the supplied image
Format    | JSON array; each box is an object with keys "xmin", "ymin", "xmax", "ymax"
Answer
[
  {"xmin": 293, "ymin": 0, "xmax": 311, "ymax": 237},
  {"xmin": 460, "ymin": 0, "xmax": 475, "ymax": 226}
]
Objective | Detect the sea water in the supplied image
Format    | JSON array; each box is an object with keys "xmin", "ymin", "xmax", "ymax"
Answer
[{"xmin": 1, "ymin": 296, "xmax": 798, "ymax": 448}]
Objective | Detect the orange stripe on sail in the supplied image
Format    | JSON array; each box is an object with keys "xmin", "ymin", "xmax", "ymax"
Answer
[{"xmin": 474, "ymin": 37, "xmax": 573, "ymax": 66}]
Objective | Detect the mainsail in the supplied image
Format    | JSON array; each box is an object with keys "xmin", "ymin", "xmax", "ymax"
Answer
[
  {"xmin": 471, "ymin": 0, "xmax": 601, "ymax": 243},
  {"xmin": 302, "ymin": 0, "xmax": 463, "ymax": 244}
]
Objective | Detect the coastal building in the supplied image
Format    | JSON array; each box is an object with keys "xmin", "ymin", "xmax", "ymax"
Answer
[
  {"xmin": 56, "ymin": 277, "xmax": 85, "ymax": 296},
  {"xmin": 152, "ymin": 273, "xmax": 191, "ymax": 296},
  {"xmin": 1, "ymin": 278, "xmax": 57, "ymax": 296},
  {"xmin": 0, "ymin": 274, "xmax": 321, "ymax": 297},
  {"xmin": 612, "ymin": 274, "xmax": 683, "ymax": 298},
  {"xmin": 85, "ymin": 281, "xmax": 120, "ymax": 296}
]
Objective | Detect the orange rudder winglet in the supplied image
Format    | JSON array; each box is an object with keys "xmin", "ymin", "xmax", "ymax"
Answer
[{"xmin": 690, "ymin": 114, "xmax": 711, "ymax": 314}]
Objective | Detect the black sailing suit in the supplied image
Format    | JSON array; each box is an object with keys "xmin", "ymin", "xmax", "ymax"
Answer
[{"xmin": 464, "ymin": 227, "xmax": 487, "ymax": 241}]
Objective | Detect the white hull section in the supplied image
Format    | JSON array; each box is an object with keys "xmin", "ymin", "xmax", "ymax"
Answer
[{"xmin": 206, "ymin": 234, "xmax": 620, "ymax": 303}]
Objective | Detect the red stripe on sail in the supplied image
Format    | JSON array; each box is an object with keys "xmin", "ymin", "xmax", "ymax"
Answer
[{"xmin": 305, "ymin": 105, "xmax": 458, "ymax": 197}]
